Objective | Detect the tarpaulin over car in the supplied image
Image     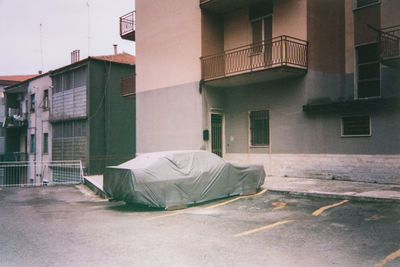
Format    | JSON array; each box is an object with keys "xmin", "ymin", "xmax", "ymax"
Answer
[{"xmin": 103, "ymin": 150, "xmax": 265, "ymax": 209}]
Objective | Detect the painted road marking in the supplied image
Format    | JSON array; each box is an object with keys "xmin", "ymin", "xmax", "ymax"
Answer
[
  {"xmin": 147, "ymin": 211, "xmax": 182, "ymax": 220},
  {"xmin": 365, "ymin": 215, "xmax": 386, "ymax": 221},
  {"xmin": 204, "ymin": 188, "xmax": 267, "ymax": 210},
  {"xmin": 312, "ymin": 199, "xmax": 349, "ymax": 216},
  {"xmin": 234, "ymin": 219, "xmax": 295, "ymax": 237},
  {"xmin": 272, "ymin": 202, "xmax": 286, "ymax": 210},
  {"xmin": 374, "ymin": 248, "xmax": 400, "ymax": 267}
]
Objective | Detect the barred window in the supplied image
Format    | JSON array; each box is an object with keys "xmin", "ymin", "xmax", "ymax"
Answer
[
  {"xmin": 250, "ymin": 110, "xmax": 269, "ymax": 146},
  {"xmin": 342, "ymin": 116, "xmax": 371, "ymax": 136}
]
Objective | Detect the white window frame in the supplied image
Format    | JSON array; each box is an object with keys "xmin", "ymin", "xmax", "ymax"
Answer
[{"xmin": 341, "ymin": 115, "xmax": 371, "ymax": 137}]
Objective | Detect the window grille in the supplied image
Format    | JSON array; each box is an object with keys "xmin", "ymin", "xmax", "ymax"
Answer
[
  {"xmin": 342, "ymin": 116, "xmax": 371, "ymax": 136},
  {"xmin": 250, "ymin": 110, "xmax": 269, "ymax": 146}
]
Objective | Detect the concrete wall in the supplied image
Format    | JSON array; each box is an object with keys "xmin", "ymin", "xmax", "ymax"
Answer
[
  {"xmin": 273, "ymin": 0, "xmax": 307, "ymax": 40},
  {"xmin": 307, "ymin": 0, "xmax": 345, "ymax": 73},
  {"xmin": 223, "ymin": 8, "xmax": 249, "ymax": 51},
  {"xmin": 136, "ymin": 82, "xmax": 203, "ymax": 153},
  {"xmin": 381, "ymin": 0, "xmax": 400, "ymax": 28},
  {"xmin": 136, "ymin": 0, "xmax": 201, "ymax": 93},
  {"xmin": 27, "ymin": 75, "xmax": 52, "ymax": 183}
]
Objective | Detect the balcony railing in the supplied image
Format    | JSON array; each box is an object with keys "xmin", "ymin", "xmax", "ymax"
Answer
[
  {"xmin": 120, "ymin": 11, "xmax": 135, "ymax": 41},
  {"xmin": 201, "ymin": 36, "xmax": 308, "ymax": 81},
  {"xmin": 5, "ymin": 108, "xmax": 27, "ymax": 128},
  {"xmin": 379, "ymin": 25, "xmax": 400, "ymax": 59}
]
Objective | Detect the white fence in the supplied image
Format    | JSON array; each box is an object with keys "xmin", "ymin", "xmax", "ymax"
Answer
[{"xmin": 0, "ymin": 161, "xmax": 84, "ymax": 187}]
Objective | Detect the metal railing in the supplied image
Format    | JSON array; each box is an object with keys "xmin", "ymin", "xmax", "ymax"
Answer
[
  {"xmin": 0, "ymin": 161, "xmax": 84, "ymax": 187},
  {"xmin": 120, "ymin": 11, "xmax": 135, "ymax": 37},
  {"xmin": 201, "ymin": 36, "xmax": 308, "ymax": 80},
  {"xmin": 379, "ymin": 25, "xmax": 400, "ymax": 58}
]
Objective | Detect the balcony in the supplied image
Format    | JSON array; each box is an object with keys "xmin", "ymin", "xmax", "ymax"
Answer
[
  {"xmin": 5, "ymin": 108, "xmax": 26, "ymax": 128},
  {"xmin": 120, "ymin": 11, "xmax": 135, "ymax": 41},
  {"xmin": 201, "ymin": 36, "xmax": 308, "ymax": 87},
  {"xmin": 379, "ymin": 25, "xmax": 400, "ymax": 67}
]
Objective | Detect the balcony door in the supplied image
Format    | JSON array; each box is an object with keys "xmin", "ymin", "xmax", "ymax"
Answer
[{"xmin": 251, "ymin": 15, "xmax": 272, "ymax": 68}]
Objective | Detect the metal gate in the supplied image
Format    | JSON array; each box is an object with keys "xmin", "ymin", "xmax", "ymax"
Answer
[
  {"xmin": 211, "ymin": 114, "xmax": 223, "ymax": 157},
  {"xmin": 0, "ymin": 161, "xmax": 84, "ymax": 187}
]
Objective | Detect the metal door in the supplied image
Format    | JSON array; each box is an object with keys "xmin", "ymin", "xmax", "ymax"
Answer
[{"xmin": 211, "ymin": 114, "xmax": 223, "ymax": 157}]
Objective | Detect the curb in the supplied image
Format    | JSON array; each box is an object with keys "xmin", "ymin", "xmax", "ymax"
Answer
[
  {"xmin": 267, "ymin": 189, "xmax": 400, "ymax": 203},
  {"xmin": 84, "ymin": 178, "xmax": 108, "ymax": 199}
]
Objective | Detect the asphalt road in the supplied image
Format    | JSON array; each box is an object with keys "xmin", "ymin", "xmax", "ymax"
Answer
[{"xmin": 0, "ymin": 185, "xmax": 399, "ymax": 267}]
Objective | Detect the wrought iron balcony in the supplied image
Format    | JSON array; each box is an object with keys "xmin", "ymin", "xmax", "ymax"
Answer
[
  {"xmin": 201, "ymin": 36, "xmax": 308, "ymax": 86},
  {"xmin": 379, "ymin": 25, "xmax": 400, "ymax": 67},
  {"xmin": 120, "ymin": 11, "xmax": 135, "ymax": 41},
  {"xmin": 5, "ymin": 108, "xmax": 26, "ymax": 128}
]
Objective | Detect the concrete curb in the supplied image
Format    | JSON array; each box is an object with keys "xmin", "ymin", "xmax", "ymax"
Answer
[
  {"xmin": 84, "ymin": 178, "xmax": 108, "ymax": 199},
  {"xmin": 267, "ymin": 189, "xmax": 400, "ymax": 203}
]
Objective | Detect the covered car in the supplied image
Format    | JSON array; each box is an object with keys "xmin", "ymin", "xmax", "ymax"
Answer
[{"xmin": 103, "ymin": 150, "xmax": 265, "ymax": 209}]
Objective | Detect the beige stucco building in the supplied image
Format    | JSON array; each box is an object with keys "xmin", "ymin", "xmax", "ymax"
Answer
[{"xmin": 132, "ymin": 0, "xmax": 400, "ymax": 183}]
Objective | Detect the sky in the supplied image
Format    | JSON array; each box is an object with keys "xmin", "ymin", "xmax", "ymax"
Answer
[{"xmin": 0, "ymin": 0, "xmax": 135, "ymax": 75}]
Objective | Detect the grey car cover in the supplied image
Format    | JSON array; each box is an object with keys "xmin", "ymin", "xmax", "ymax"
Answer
[{"xmin": 103, "ymin": 150, "xmax": 265, "ymax": 208}]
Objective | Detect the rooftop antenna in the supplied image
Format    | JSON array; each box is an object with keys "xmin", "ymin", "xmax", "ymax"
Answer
[
  {"xmin": 87, "ymin": 1, "xmax": 91, "ymax": 56},
  {"xmin": 40, "ymin": 23, "xmax": 44, "ymax": 72}
]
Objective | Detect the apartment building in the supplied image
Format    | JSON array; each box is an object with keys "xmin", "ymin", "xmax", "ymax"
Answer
[
  {"xmin": 0, "ymin": 75, "xmax": 37, "ymax": 160},
  {"xmin": 135, "ymin": 0, "xmax": 400, "ymax": 183},
  {"xmin": 50, "ymin": 51, "xmax": 136, "ymax": 175}
]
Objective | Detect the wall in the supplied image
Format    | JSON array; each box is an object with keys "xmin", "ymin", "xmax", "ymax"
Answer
[
  {"xmin": 273, "ymin": 0, "xmax": 307, "ymax": 40},
  {"xmin": 381, "ymin": 0, "xmax": 400, "ymax": 28},
  {"xmin": 201, "ymin": 10, "xmax": 224, "ymax": 57},
  {"xmin": 27, "ymin": 75, "xmax": 52, "ymax": 183},
  {"xmin": 307, "ymin": 0, "xmax": 345, "ymax": 73},
  {"xmin": 223, "ymin": 8, "xmax": 249, "ymax": 51},
  {"xmin": 136, "ymin": 82, "xmax": 203, "ymax": 153},
  {"xmin": 88, "ymin": 60, "xmax": 136, "ymax": 174},
  {"xmin": 136, "ymin": 0, "xmax": 202, "ymax": 93}
]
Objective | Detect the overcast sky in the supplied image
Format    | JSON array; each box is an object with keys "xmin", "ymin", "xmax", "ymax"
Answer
[{"xmin": 0, "ymin": 0, "xmax": 135, "ymax": 75}]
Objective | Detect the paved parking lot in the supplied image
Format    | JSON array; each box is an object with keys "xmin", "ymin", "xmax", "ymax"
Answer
[{"xmin": 0, "ymin": 185, "xmax": 399, "ymax": 267}]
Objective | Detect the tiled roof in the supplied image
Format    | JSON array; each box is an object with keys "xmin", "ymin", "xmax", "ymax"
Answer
[
  {"xmin": 92, "ymin": 52, "xmax": 136, "ymax": 65},
  {"xmin": 0, "ymin": 74, "xmax": 38, "ymax": 83}
]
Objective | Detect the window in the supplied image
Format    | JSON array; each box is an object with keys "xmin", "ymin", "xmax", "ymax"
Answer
[
  {"xmin": 52, "ymin": 67, "xmax": 87, "ymax": 94},
  {"xmin": 341, "ymin": 116, "xmax": 371, "ymax": 136},
  {"xmin": 250, "ymin": 110, "xmax": 269, "ymax": 146},
  {"xmin": 42, "ymin": 89, "xmax": 49, "ymax": 109},
  {"xmin": 30, "ymin": 94, "xmax": 35, "ymax": 112},
  {"xmin": 43, "ymin": 133, "xmax": 49, "ymax": 154},
  {"xmin": 30, "ymin": 134, "xmax": 36, "ymax": 154},
  {"xmin": 356, "ymin": 0, "xmax": 379, "ymax": 8},
  {"xmin": 356, "ymin": 43, "xmax": 380, "ymax": 98}
]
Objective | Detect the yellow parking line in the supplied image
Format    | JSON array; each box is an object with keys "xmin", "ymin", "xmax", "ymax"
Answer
[
  {"xmin": 147, "ymin": 211, "xmax": 182, "ymax": 220},
  {"xmin": 312, "ymin": 200, "xmax": 349, "ymax": 216},
  {"xmin": 204, "ymin": 188, "xmax": 267, "ymax": 210},
  {"xmin": 374, "ymin": 248, "xmax": 400, "ymax": 267},
  {"xmin": 272, "ymin": 202, "xmax": 286, "ymax": 210},
  {"xmin": 234, "ymin": 219, "xmax": 294, "ymax": 237}
]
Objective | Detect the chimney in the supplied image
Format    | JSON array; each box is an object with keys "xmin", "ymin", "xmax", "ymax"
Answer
[
  {"xmin": 38, "ymin": 70, "xmax": 43, "ymax": 74},
  {"xmin": 71, "ymin": 49, "xmax": 80, "ymax": 63},
  {"xmin": 113, "ymin": 44, "xmax": 118, "ymax": 55}
]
